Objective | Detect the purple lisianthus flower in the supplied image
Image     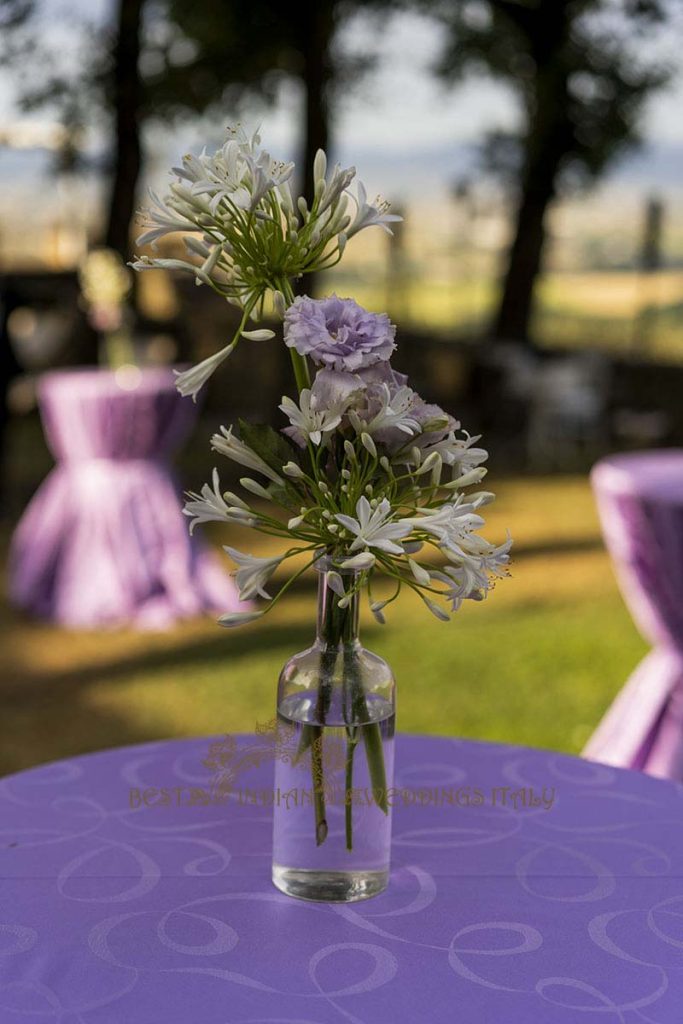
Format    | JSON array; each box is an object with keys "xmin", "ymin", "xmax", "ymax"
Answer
[{"xmin": 284, "ymin": 294, "xmax": 396, "ymax": 372}]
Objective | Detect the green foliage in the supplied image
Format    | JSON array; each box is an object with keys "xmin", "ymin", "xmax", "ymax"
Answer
[
  {"xmin": 238, "ymin": 420, "xmax": 300, "ymax": 477},
  {"xmin": 237, "ymin": 420, "xmax": 303, "ymax": 510}
]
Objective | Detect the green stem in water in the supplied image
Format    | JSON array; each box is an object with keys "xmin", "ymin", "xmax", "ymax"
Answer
[
  {"xmin": 310, "ymin": 727, "xmax": 328, "ymax": 846},
  {"xmin": 363, "ymin": 720, "xmax": 389, "ymax": 814},
  {"xmin": 346, "ymin": 646, "xmax": 389, "ymax": 820},
  {"xmin": 341, "ymin": 623, "xmax": 388, "ymax": 854},
  {"xmin": 344, "ymin": 724, "xmax": 360, "ymax": 851}
]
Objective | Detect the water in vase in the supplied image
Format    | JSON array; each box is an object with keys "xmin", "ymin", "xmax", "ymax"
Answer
[{"xmin": 272, "ymin": 690, "xmax": 395, "ymax": 902}]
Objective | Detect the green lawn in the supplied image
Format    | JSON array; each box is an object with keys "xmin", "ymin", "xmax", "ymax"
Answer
[{"xmin": 0, "ymin": 475, "xmax": 647, "ymax": 776}]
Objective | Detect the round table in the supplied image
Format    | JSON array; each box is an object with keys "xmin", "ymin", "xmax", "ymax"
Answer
[
  {"xmin": 585, "ymin": 450, "xmax": 683, "ymax": 779},
  {"xmin": 8, "ymin": 367, "xmax": 244, "ymax": 629},
  {"xmin": 2, "ymin": 734, "xmax": 683, "ymax": 1023}
]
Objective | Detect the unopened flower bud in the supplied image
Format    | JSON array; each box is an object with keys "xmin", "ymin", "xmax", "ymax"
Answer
[
  {"xmin": 272, "ymin": 290, "xmax": 286, "ymax": 319},
  {"xmin": 360, "ymin": 432, "xmax": 377, "ymax": 458},
  {"xmin": 454, "ymin": 467, "xmax": 488, "ymax": 488},
  {"xmin": 408, "ymin": 558, "xmax": 431, "ymax": 586},
  {"xmin": 240, "ymin": 477, "xmax": 271, "ymax": 499},
  {"xmin": 340, "ymin": 552, "xmax": 375, "ymax": 570},
  {"xmin": 313, "ymin": 149, "xmax": 327, "ymax": 183},
  {"xmin": 241, "ymin": 328, "xmax": 275, "ymax": 341},
  {"xmin": 416, "ymin": 451, "xmax": 441, "ymax": 476}
]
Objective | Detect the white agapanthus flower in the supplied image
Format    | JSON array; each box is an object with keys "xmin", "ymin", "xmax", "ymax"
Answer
[
  {"xmin": 416, "ymin": 430, "xmax": 489, "ymax": 471},
  {"xmin": 211, "ymin": 426, "xmax": 284, "ymax": 484},
  {"xmin": 174, "ymin": 342, "xmax": 239, "ymax": 400},
  {"xmin": 479, "ymin": 535, "xmax": 514, "ymax": 577},
  {"xmin": 279, "ymin": 386, "xmax": 350, "ymax": 446},
  {"xmin": 183, "ymin": 468, "xmax": 255, "ymax": 533},
  {"xmin": 336, "ymin": 497, "xmax": 412, "ymax": 555},
  {"xmin": 131, "ymin": 126, "xmax": 403, "ymax": 398},
  {"xmin": 347, "ymin": 181, "xmax": 403, "ymax": 237},
  {"xmin": 350, "ymin": 383, "xmax": 422, "ymax": 441},
  {"xmin": 406, "ymin": 500, "xmax": 487, "ymax": 556},
  {"xmin": 135, "ymin": 189, "xmax": 200, "ymax": 248},
  {"xmin": 223, "ymin": 547, "xmax": 284, "ymax": 600}
]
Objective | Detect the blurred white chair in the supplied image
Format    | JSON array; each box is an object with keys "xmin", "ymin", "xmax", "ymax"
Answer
[{"xmin": 526, "ymin": 353, "xmax": 610, "ymax": 469}]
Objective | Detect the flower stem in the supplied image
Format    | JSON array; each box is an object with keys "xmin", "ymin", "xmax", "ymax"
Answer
[
  {"xmin": 344, "ymin": 723, "xmax": 360, "ymax": 851},
  {"xmin": 310, "ymin": 727, "xmax": 328, "ymax": 845},
  {"xmin": 289, "ymin": 348, "xmax": 311, "ymax": 393}
]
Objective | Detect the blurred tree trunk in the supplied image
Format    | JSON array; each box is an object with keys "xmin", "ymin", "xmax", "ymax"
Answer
[
  {"xmin": 491, "ymin": 37, "xmax": 572, "ymax": 346},
  {"xmin": 105, "ymin": 0, "xmax": 144, "ymax": 263},
  {"xmin": 491, "ymin": 150, "xmax": 559, "ymax": 344},
  {"xmin": 300, "ymin": 0, "xmax": 334, "ymax": 204},
  {"xmin": 298, "ymin": 0, "xmax": 334, "ymax": 297}
]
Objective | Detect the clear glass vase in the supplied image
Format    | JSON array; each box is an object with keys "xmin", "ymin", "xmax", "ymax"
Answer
[{"xmin": 272, "ymin": 558, "xmax": 396, "ymax": 902}]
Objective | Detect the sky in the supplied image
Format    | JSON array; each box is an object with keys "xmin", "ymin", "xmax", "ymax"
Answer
[{"xmin": 1, "ymin": 2, "xmax": 682, "ymax": 202}]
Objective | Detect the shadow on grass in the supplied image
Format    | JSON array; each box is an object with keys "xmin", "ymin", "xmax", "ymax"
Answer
[
  {"xmin": 0, "ymin": 531, "xmax": 604, "ymax": 776},
  {"xmin": 1, "ymin": 620, "xmax": 318, "ymax": 703}
]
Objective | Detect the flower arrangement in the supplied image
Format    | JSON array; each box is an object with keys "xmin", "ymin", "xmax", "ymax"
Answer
[
  {"xmin": 132, "ymin": 126, "xmax": 511, "ymax": 858},
  {"xmin": 132, "ymin": 124, "xmax": 510, "ymax": 623}
]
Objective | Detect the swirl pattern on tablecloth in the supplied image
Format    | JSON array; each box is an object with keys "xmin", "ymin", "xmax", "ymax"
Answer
[{"xmin": 1, "ymin": 734, "xmax": 683, "ymax": 1024}]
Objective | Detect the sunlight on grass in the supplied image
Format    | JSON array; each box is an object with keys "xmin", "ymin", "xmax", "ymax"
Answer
[{"xmin": 0, "ymin": 475, "xmax": 646, "ymax": 774}]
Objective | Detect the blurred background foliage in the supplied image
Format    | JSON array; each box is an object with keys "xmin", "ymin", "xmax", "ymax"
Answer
[{"xmin": 0, "ymin": 0, "xmax": 681, "ymax": 773}]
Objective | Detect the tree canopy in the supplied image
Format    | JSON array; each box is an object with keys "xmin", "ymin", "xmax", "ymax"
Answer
[{"xmin": 425, "ymin": 0, "xmax": 674, "ymax": 340}]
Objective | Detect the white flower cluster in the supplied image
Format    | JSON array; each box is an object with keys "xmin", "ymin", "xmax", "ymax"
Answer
[
  {"xmin": 184, "ymin": 297, "xmax": 511, "ymax": 628},
  {"xmin": 131, "ymin": 126, "xmax": 400, "ymax": 399}
]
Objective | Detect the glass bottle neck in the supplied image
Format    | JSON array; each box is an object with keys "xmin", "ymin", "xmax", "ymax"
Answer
[{"xmin": 315, "ymin": 567, "xmax": 361, "ymax": 648}]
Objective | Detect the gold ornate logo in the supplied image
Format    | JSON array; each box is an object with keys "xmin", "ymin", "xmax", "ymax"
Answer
[{"xmin": 203, "ymin": 719, "xmax": 347, "ymax": 799}]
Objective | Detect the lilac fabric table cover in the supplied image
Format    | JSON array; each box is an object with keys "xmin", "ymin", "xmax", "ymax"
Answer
[
  {"xmin": 585, "ymin": 450, "xmax": 683, "ymax": 779},
  {"xmin": 2, "ymin": 733, "xmax": 683, "ymax": 1024},
  {"xmin": 8, "ymin": 367, "xmax": 244, "ymax": 629}
]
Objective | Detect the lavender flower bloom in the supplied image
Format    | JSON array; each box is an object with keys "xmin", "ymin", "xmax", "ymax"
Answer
[
  {"xmin": 284, "ymin": 295, "xmax": 396, "ymax": 372},
  {"xmin": 354, "ymin": 363, "xmax": 423, "ymax": 450}
]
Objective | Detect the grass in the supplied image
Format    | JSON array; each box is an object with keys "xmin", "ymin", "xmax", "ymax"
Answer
[{"xmin": 0, "ymin": 474, "xmax": 647, "ymax": 777}]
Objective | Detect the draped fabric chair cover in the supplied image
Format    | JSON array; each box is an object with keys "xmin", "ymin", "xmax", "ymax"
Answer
[
  {"xmin": 9, "ymin": 368, "xmax": 245, "ymax": 629},
  {"xmin": 584, "ymin": 450, "xmax": 683, "ymax": 779}
]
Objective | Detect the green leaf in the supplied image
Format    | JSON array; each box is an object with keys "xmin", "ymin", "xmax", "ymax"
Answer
[
  {"xmin": 268, "ymin": 481, "xmax": 304, "ymax": 513},
  {"xmin": 238, "ymin": 419, "xmax": 299, "ymax": 476}
]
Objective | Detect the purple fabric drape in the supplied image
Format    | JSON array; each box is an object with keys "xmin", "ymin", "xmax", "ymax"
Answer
[
  {"xmin": 8, "ymin": 367, "xmax": 245, "ymax": 629},
  {"xmin": 584, "ymin": 450, "xmax": 683, "ymax": 779}
]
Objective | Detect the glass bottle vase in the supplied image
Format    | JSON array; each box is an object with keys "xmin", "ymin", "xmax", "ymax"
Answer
[{"xmin": 272, "ymin": 558, "xmax": 396, "ymax": 902}]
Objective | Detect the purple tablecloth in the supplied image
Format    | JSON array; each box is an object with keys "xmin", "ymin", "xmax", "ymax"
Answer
[
  {"xmin": 2, "ymin": 733, "xmax": 683, "ymax": 1023},
  {"xmin": 8, "ymin": 367, "xmax": 244, "ymax": 629},
  {"xmin": 585, "ymin": 450, "xmax": 683, "ymax": 778}
]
